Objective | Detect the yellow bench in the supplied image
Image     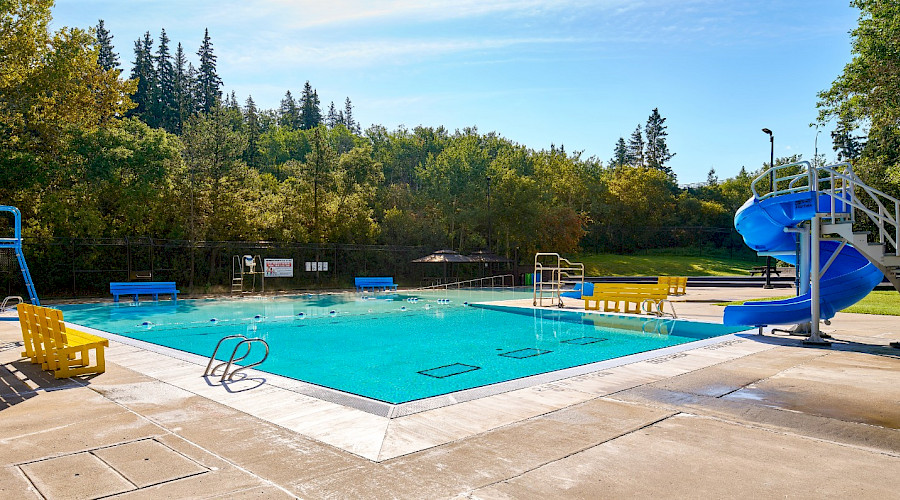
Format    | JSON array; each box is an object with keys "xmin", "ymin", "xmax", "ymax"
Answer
[
  {"xmin": 17, "ymin": 303, "xmax": 108, "ymax": 378},
  {"xmin": 658, "ymin": 276, "xmax": 687, "ymax": 295},
  {"xmin": 583, "ymin": 283, "xmax": 670, "ymax": 314}
]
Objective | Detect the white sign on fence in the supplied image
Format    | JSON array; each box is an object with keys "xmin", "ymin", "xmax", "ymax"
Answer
[
  {"xmin": 304, "ymin": 261, "xmax": 328, "ymax": 272},
  {"xmin": 264, "ymin": 259, "xmax": 294, "ymax": 278}
]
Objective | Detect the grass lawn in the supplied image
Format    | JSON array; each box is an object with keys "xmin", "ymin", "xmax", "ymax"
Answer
[
  {"xmin": 572, "ymin": 253, "xmax": 763, "ymax": 277},
  {"xmin": 717, "ymin": 290, "xmax": 900, "ymax": 316}
]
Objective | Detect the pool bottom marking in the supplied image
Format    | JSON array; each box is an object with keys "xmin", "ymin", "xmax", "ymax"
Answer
[
  {"xmin": 561, "ymin": 336, "xmax": 608, "ymax": 345},
  {"xmin": 418, "ymin": 363, "xmax": 481, "ymax": 378},
  {"xmin": 499, "ymin": 348, "xmax": 552, "ymax": 359}
]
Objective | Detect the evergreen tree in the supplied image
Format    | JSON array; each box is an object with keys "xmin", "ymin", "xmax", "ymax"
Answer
[
  {"xmin": 155, "ymin": 29, "xmax": 178, "ymax": 132},
  {"xmin": 706, "ymin": 167, "xmax": 718, "ymax": 186},
  {"xmin": 299, "ymin": 81, "xmax": 322, "ymax": 130},
  {"xmin": 95, "ymin": 19, "xmax": 119, "ymax": 72},
  {"xmin": 626, "ymin": 125, "xmax": 644, "ymax": 167},
  {"xmin": 196, "ymin": 28, "xmax": 222, "ymax": 113},
  {"xmin": 644, "ymin": 108, "xmax": 675, "ymax": 176},
  {"xmin": 226, "ymin": 90, "xmax": 239, "ymax": 109},
  {"xmin": 244, "ymin": 95, "xmax": 261, "ymax": 167},
  {"xmin": 831, "ymin": 116, "xmax": 865, "ymax": 161},
  {"xmin": 610, "ymin": 137, "xmax": 628, "ymax": 167},
  {"xmin": 326, "ymin": 101, "xmax": 338, "ymax": 128},
  {"xmin": 129, "ymin": 31, "xmax": 156, "ymax": 123},
  {"xmin": 343, "ymin": 97, "xmax": 358, "ymax": 133},
  {"xmin": 173, "ymin": 42, "xmax": 194, "ymax": 132},
  {"xmin": 279, "ymin": 90, "xmax": 299, "ymax": 128}
]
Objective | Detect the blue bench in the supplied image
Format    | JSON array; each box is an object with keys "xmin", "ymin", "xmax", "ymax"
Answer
[
  {"xmin": 110, "ymin": 282, "xmax": 179, "ymax": 302},
  {"xmin": 354, "ymin": 277, "xmax": 398, "ymax": 292}
]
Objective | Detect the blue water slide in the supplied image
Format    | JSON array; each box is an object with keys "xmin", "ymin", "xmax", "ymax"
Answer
[{"xmin": 723, "ymin": 192, "xmax": 884, "ymax": 326}]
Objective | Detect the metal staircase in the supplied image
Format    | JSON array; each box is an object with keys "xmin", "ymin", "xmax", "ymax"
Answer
[
  {"xmin": 753, "ymin": 161, "xmax": 900, "ymax": 293},
  {"xmin": 822, "ymin": 225, "xmax": 900, "ymax": 291}
]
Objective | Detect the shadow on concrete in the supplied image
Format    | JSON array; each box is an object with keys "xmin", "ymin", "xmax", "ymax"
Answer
[
  {"xmin": 202, "ymin": 372, "xmax": 268, "ymax": 393},
  {"xmin": 738, "ymin": 332, "xmax": 900, "ymax": 359},
  {"xmin": 0, "ymin": 342, "xmax": 90, "ymax": 411}
]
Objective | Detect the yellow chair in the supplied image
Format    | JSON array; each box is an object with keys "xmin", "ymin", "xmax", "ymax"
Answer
[
  {"xmin": 17, "ymin": 303, "xmax": 108, "ymax": 378},
  {"xmin": 17, "ymin": 303, "xmax": 48, "ymax": 366},
  {"xmin": 658, "ymin": 276, "xmax": 687, "ymax": 295}
]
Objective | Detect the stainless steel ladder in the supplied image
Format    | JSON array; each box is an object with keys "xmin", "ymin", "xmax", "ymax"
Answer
[{"xmin": 204, "ymin": 334, "xmax": 270, "ymax": 383}]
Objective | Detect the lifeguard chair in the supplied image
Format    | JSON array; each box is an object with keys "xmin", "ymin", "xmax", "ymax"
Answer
[{"xmin": 232, "ymin": 254, "xmax": 264, "ymax": 295}]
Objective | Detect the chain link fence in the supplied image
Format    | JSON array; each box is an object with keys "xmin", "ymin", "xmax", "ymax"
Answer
[{"xmin": 0, "ymin": 226, "xmax": 752, "ymax": 299}]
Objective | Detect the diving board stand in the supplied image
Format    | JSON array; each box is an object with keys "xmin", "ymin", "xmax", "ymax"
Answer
[{"xmin": 0, "ymin": 206, "xmax": 39, "ymax": 305}]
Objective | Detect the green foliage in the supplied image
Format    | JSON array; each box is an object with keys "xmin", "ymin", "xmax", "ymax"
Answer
[{"xmin": 817, "ymin": 0, "xmax": 900, "ymax": 204}]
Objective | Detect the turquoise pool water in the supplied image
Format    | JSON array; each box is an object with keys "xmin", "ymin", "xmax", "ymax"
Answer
[{"xmin": 58, "ymin": 289, "xmax": 747, "ymax": 404}]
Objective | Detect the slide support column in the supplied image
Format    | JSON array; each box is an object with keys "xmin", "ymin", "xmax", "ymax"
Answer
[{"xmin": 805, "ymin": 215, "xmax": 829, "ymax": 345}]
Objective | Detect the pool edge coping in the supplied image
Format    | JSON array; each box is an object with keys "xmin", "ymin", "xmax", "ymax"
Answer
[{"xmin": 65, "ymin": 303, "xmax": 758, "ymax": 419}]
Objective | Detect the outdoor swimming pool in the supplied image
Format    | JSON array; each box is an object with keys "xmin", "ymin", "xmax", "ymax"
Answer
[{"xmin": 58, "ymin": 289, "xmax": 748, "ymax": 404}]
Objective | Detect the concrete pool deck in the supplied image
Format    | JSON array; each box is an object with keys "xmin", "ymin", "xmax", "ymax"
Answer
[{"xmin": 1, "ymin": 286, "xmax": 898, "ymax": 498}]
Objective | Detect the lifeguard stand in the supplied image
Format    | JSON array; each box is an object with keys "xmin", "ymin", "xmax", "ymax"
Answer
[
  {"xmin": 0, "ymin": 206, "xmax": 39, "ymax": 305},
  {"xmin": 232, "ymin": 254, "xmax": 264, "ymax": 295}
]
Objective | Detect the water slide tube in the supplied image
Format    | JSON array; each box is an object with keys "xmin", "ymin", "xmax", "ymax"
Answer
[{"xmin": 723, "ymin": 192, "xmax": 884, "ymax": 327}]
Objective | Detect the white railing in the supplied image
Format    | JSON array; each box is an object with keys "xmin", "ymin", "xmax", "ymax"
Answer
[
  {"xmin": 415, "ymin": 274, "xmax": 515, "ymax": 290},
  {"xmin": 533, "ymin": 252, "xmax": 584, "ymax": 307},
  {"xmin": 752, "ymin": 161, "xmax": 899, "ymax": 256}
]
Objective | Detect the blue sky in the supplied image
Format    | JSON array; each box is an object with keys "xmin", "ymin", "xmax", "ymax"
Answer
[{"xmin": 51, "ymin": 0, "xmax": 859, "ymax": 184}]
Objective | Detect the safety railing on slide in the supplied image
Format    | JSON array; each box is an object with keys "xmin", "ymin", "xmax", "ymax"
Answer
[
  {"xmin": 415, "ymin": 274, "xmax": 515, "ymax": 290},
  {"xmin": 751, "ymin": 161, "xmax": 899, "ymax": 256}
]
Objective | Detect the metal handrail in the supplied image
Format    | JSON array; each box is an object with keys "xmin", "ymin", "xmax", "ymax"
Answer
[
  {"xmin": 533, "ymin": 252, "xmax": 585, "ymax": 307},
  {"xmin": 0, "ymin": 296, "xmax": 24, "ymax": 313},
  {"xmin": 204, "ymin": 335, "xmax": 249, "ymax": 377},
  {"xmin": 751, "ymin": 161, "xmax": 899, "ymax": 255},
  {"xmin": 204, "ymin": 334, "xmax": 269, "ymax": 382},
  {"xmin": 218, "ymin": 338, "xmax": 269, "ymax": 383},
  {"xmin": 415, "ymin": 274, "xmax": 515, "ymax": 290},
  {"xmin": 640, "ymin": 298, "xmax": 677, "ymax": 318}
]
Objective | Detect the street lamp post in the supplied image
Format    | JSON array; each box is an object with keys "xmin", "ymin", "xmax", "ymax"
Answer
[
  {"xmin": 486, "ymin": 176, "xmax": 492, "ymax": 252},
  {"xmin": 762, "ymin": 128, "xmax": 774, "ymax": 289},
  {"xmin": 814, "ymin": 128, "xmax": 821, "ymax": 167}
]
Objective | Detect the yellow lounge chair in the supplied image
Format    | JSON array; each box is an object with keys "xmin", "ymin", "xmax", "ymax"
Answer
[{"xmin": 17, "ymin": 304, "xmax": 108, "ymax": 378}]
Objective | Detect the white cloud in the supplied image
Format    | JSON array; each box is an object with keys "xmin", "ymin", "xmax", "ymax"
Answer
[
  {"xmin": 230, "ymin": 36, "xmax": 578, "ymax": 68},
  {"xmin": 254, "ymin": 0, "xmax": 624, "ymax": 28}
]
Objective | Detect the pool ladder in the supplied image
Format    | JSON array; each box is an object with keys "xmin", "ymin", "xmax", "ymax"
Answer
[{"xmin": 204, "ymin": 334, "xmax": 269, "ymax": 383}]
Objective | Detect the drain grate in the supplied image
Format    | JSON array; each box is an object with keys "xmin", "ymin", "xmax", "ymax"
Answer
[
  {"xmin": 418, "ymin": 363, "xmax": 480, "ymax": 378},
  {"xmin": 499, "ymin": 348, "xmax": 552, "ymax": 359},
  {"xmin": 561, "ymin": 336, "xmax": 608, "ymax": 345}
]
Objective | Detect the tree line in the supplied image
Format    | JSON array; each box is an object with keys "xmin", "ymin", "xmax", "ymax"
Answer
[{"xmin": 6, "ymin": 0, "xmax": 894, "ymax": 270}]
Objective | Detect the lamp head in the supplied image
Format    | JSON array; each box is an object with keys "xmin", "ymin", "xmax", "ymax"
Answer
[{"xmin": 762, "ymin": 128, "xmax": 773, "ymax": 136}]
